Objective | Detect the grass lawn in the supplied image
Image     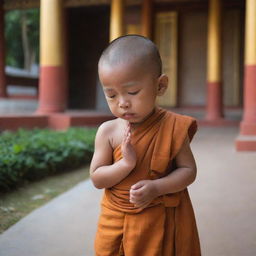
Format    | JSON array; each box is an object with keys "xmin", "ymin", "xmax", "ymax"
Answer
[{"xmin": 0, "ymin": 166, "xmax": 90, "ymax": 234}]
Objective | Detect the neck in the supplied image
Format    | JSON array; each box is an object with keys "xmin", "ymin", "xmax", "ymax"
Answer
[{"xmin": 130, "ymin": 107, "xmax": 157, "ymax": 129}]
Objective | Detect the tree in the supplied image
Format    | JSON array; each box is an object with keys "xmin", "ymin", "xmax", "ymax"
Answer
[{"xmin": 5, "ymin": 9, "xmax": 39, "ymax": 70}]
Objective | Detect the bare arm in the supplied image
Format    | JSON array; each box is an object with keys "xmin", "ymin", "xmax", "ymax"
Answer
[
  {"xmin": 153, "ymin": 136, "xmax": 197, "ymax": 195},
  {"xmin": 90, "ymin": 122, "xmax": 136, "ymax": 189},
  {"xmin": 130, "ymin": 136, "xmax": 197, "ymax": 208}
]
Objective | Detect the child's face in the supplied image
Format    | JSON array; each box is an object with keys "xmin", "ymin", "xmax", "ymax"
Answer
[{"xmin": 99, "ymin": 61, "xmax": 167, "ymax": 124}]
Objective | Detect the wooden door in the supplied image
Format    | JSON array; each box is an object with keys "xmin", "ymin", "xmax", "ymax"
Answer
[{"xmin": 154, "ymin": 12, "xmax": 178, "ymax": 107}]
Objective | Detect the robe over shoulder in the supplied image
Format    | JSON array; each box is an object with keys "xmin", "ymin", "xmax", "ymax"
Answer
[{"xmin": 95, "ymin": 107, "xmax": 201, "ymax": 256}]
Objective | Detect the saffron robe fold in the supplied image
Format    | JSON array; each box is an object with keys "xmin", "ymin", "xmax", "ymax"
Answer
[{"xmin": 95, "ymin": 107, "xmax": 201, "ymax": 256}]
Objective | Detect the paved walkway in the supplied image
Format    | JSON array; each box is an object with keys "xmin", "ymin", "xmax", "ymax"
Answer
[
  {"xmin": 0, "ymin": 127, "xmax": 256, "ymax": 256},
  {"xmin": 0, "ymin": 179, "xmax": 102, "ymax": 256}
]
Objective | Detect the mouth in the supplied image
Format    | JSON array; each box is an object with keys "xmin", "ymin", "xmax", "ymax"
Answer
[{"xmin": 122, "ymin": 113, "xmax": 135, "ymax": 120}]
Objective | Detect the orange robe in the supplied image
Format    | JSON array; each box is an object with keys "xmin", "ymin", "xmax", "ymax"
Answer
[{"xmin": 95, "ymin": 107, "xmax": 201, "ymax": 256}]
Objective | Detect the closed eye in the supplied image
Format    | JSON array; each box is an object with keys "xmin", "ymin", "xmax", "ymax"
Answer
[
  {"xmin": 106, "ymin": 94, "xmax": 116, "ymax": 99},
  {"xmin": 128, "ymin": 90, "xmax": 140, "ymax": 95}
]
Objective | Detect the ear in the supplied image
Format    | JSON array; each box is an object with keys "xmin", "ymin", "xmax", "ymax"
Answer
[{"xmin": 157, "ymin": 74, "xmax": 168, "ymax": 96}]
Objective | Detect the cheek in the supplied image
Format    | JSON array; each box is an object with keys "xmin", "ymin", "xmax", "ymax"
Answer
[
  {"xmin": 105, "ymin": 98, "xmax": 115, "ymax": 105},
  {"xmin": 137, "ymin": 92, "xmax": 146, "ymax": 101},
  {"xmin": 106, "ymin": 100, "xmax": 118, "ymax": 112},
  {"xmin": 138, "ymin": 92, "xmax": 155, "ymax": 105}
]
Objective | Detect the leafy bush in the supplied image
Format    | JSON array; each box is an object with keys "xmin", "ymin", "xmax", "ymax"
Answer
[{"xmin": 0, "ymin": 127, "xmax": 96, "ymax": 191}]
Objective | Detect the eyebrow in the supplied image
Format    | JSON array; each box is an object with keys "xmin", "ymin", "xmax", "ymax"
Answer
[
  {"xmin": 103, "ymin": 82, "xmax": 137, "ymax": 90},
  {"xmin": 103, "ymin": 88, "xmax": 114, "ymax": 91},
  {"xmin": 121, "ymin": 82, "xmax": 137, "ymax": 87},
  {"xmin": 103, "ymin": 82, "xmax": 138, "ymax": 92}
]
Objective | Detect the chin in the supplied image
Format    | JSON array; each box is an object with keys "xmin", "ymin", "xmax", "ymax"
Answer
[{"xmin": 129, "ymin": 118, "xmax": 144, "ymax": 125}]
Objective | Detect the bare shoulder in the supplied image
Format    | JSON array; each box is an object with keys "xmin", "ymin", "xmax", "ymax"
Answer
[
  {"xmin": 97, "ymin": 119, "xmax": 116, "ymax": 135},
  {"xmin": 96, "ymin": 118, "xmax": 125, "ymax": 151},
  {"xmin": 97, "ymin": 119, "xmax": 118, "ymax": 134},
  {"xmin": 96, "ymin": 119, "xmax": 120, "ymax": 147},
  {"xmin": 90, "ymin": 119, "xmax": 118, "ymax": 174}
]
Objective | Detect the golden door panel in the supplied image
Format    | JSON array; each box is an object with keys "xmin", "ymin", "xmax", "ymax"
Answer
[{"xmin": 154, "ymin": 12, "xmax": 177, "ymax": 107}]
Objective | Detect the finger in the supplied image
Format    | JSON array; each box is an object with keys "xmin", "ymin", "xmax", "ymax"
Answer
[
  {"xmin": 124, "ymin": 121, "xmax": 130, "ymax": 135},
  {"xmin": 127, "ymin": 122, "xmax": 131, "ymax": 130},
  {"xmin": 130, "ymin": 197, "xmax": 140, "ymax": 205},
  {"xmin": 131, "ymin": 181, "xmax": 145, "ymax": 190},
  {"xmin": 131, "ymin": 190, "xmax": 144, "ymax": 200},
  {"xmin": 123, "ymin": 129, "xmax": 130, "ymax": 146},
  {"xmin": 122, "ymin": 127, "xmax": 127, "ymax": 142},
  {"xmin": 130, "ymin": 188, "xmax": 144, "ymax": 199},
  {"xmin": 123, "ymin": 125, "xmax": 131, "ymax": 143},
  {"xmin": 130, "ymin": 189, "xmax": 141, "ymax": 201},
  {"xmin": 126, "ymin": 132, "xmax": 132, "ymax": 144},
  {"xmin": 129, "ymin": 197, "xmax": 136, "ymax": 204},
  {"xmin": 122, "ymin": 136, "xmax": 129, "ymax": 147},
  {"xmin": 130, "ymin": 189, "xmax": 143, "ymax": 200},
  {"xmin": 124, "ymin": 125, "xmax": 129, "ymax": 138},
  {"xmin": 126, "ymin": 122, "xmax": 131, "ymax": 132},
  {"xmin": 127, "ymin": 123, "xmax": 132, "ymax": 137},
  {"xmin": 130, "ymin": 193, "xmax": 145, "ymax": 204},
  {"xmin": 129, "ymin": 193, "xmax": 139, "ymax": 201}
]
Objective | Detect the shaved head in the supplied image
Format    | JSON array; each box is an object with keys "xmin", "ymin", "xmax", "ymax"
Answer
[{"xmin": 99, "ymin": 35, "xmax": 162, "ymax": 77}]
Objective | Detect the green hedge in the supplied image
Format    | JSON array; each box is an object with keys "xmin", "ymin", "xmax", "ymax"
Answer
[{"xmin": 0, "ymin": 127, "xmax": 97, "ymax": 191}]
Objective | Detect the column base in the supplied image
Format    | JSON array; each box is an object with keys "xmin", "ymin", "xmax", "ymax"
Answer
[
  {"xmin": 240, "ymin": 121, "xmax": 256, "ymax": 135},
  {"xmin": 0, "ymin": 111, "xmax": 114, "ymax": 131},
  {"xmin": 200, "ymin": 118, "xmax": 238, "ymax": 126},
  {"xmin": 48, "ymin": 112, "xmax": 114, "ymax": 129},
  {"xmin": 36, "ymin": 108, "xmax": 65, "ymax": 115},
  {"xmin": 206, "ymin": 81, "xmax": 224, "ymax": 121},
  {"xmin": 236, "ymin": 135, "xmax": 256, "ymax": 151},
  {"xmin": 205, "ymin": 115, "xmax": 224, "ymax": 122}
]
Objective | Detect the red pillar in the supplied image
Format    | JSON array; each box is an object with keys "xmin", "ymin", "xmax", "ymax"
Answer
[
  {"xmin": 236, "ymin": 0, "xmax": 256, "ymax": 151},
  {"xmin": 240, "ymin": 66, "xmax": 256, "ymax": 134},
  {"xmin": 206, "ymin": 0, "xmax": 223, "ymax": 121},
  {"xmin": 36, "ymin": 0, "xmax": 67, "ymax": 114},
  {"xmin": 0, "ymin": 0, "xmax": 7, "ymax": 98}
]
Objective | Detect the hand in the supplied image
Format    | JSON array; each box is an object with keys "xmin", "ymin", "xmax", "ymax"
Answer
[
  {"xmin": 121, "ymin": 123, "xmax": 136, "ymax": 170},
  {"xmin": 129, "ymin": 180, "xmax": 159, "ymax": 209}
]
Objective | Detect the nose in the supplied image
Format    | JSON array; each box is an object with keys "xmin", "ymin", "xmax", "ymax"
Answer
[{"xmin": 119, "ymin": 97, "xmax": 130, "ymax": 109}]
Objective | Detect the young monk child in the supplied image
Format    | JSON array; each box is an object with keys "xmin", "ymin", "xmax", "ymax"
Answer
[{"xmin": 90, "ymin": 35, "xmax": 201, "ymax": 256}]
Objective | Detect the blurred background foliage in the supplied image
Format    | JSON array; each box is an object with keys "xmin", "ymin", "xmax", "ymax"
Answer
[
  {"xmin": 0, "ymin": 127, "xmax": 97, "ymax": 192},
  {"xmin": 5, "ymin": 9, "xmax": 39, "ymax": 70}
]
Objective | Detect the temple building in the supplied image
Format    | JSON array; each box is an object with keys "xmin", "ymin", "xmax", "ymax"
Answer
[{"xmin": 0, "ymin": 0, "xmax": 255, "ymax": 151}]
